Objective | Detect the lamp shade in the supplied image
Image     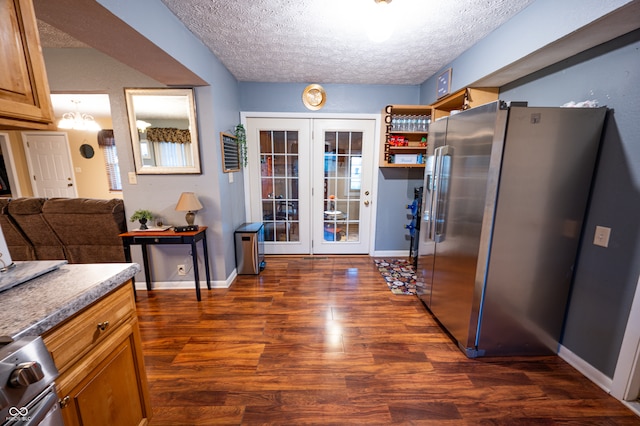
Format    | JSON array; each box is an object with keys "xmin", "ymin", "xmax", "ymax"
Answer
[{"xmin": 175, "ymin": 192, "xmax": 203, "ymax": 212}]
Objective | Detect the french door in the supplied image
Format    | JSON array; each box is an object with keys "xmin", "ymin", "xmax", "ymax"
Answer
[{"xmin": 245, "ymin": 117, "xmax": 375, "ymax": 255}]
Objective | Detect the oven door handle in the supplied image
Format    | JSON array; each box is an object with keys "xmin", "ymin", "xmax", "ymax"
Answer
[{"xmin": 24, "ymin": 385, "xmax": 63, "ymax": 426}]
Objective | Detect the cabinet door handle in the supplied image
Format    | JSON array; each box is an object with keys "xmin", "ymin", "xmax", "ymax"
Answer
[
  {"xmin": 59, "ymin": 395, "xmax": 70, "ymax": 408},
  {"xmin": 97, "ymin": 321, "xmax": 110, "ymax": 331}
]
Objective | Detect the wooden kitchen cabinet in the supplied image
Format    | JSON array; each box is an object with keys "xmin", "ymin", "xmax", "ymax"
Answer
[
  {"xmin": 43, "ymin": 283, "xmax": 152, "ymax": 426},
  {"xmin": 0, "ymin": 0, "xmax": 55, "ymax": 130},
  {"xmin": 430, "ymin": 87, "xmax": 499, "ymax": 120}
]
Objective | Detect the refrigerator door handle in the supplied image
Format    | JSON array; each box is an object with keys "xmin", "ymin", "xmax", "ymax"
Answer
[
  {"xmin": 433, "ymin": 145, "xmax": 451, "ymax": 243},
  {"xmin": 422, "ymin": 156, "xmax": 435, "ymax": 239},
  {"xmin": 428, "ymin": 148, "xmax": 441, "ymax": 241}
]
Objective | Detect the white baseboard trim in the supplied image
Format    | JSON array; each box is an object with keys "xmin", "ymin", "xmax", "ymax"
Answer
[
  {"xmin": 558, "ymin": 344, "xmax": 614, "ymax": 394},
  {"xmin": 622, "ymin": 400, "xmax": 640, "ymax": 417},
  {"xmin": 134, "ymin": 269, "xmax": 237, "ymax": 291},
  {"xmin": 372, "ymin": 250, "xmax": 411, "ymax": 258},
  {"xmin": 558, "ymin": 344, "xmax": 640, "ymax": 416}
]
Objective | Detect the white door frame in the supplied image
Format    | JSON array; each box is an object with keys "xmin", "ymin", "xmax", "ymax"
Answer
[
  {"xmin": 240, "ymin": 112, "xmax": 381, "ymax": 256},
  {"xmin": 611, "ymin": 273, "xmax": 640, "ymax": 414}
]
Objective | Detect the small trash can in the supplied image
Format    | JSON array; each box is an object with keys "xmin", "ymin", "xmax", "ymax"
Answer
[{"xmin": 234, "ymin": 222, "xmax": 266, "ymax": 274}]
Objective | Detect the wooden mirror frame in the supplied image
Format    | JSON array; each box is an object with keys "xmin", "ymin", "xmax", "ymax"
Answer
[{"xmin": 125, "ymin": 88, "xmax": 201, "ymax": 174}]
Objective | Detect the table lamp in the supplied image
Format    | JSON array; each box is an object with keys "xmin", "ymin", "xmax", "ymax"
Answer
[{"xmin": 175, "ymin": 192, "xmax": 203, "ymax": 226}]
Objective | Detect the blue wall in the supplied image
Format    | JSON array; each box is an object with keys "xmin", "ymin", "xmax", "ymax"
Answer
[
  {"xmin": 239, "ymin": 83, "xmax": 419, "ymax": 114},
  {"xmin": 500, "ymin": 30, "xmax": 640, "ymax": 377},
  {"xmin": 419, "ymin": 0, "xmax": 634, "ymax": 104},
  {"xmin": 91, "ymin": 0, "xmax": 243, "ymax": 281}
]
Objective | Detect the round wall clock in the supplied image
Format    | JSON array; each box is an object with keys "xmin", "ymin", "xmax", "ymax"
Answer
[
  {"xmin": 79, "ymin": 143, "xmax": 95, "ymax": 159},
  {"xmin": 302, "ymin": 84, "xmax": 326, "ymax": 110}
]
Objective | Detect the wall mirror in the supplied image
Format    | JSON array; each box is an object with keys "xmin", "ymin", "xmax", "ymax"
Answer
[{"xmin": 125, "ymin": 88, "xmax": 201, "ymax": 174}]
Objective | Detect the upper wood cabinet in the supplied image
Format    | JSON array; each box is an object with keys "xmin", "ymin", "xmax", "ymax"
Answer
[
  {"xmin": 431, "ymin": 87, "xmax": 499, "ymax": 120},
  {"xmin": 379, "ymin": 88, "xmax": 498, "ymax": 168},
  {"xmin": 0, "ymin": 0, "xmax": 55, "ymax": 130}
]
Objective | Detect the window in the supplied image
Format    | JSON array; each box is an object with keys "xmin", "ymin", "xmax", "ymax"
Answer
[
  {"xmin": 97, "ymin": 130, "xmax": 122, "ymax": 191},
  {"xmin": 350, "ymin": 156, "xmax": 362, "ymax": 191}
]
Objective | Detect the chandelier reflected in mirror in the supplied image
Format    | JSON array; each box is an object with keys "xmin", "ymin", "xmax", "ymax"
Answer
[{"xmin": 58, "ymin": 100, "xmax": 101, "ymax": 131}]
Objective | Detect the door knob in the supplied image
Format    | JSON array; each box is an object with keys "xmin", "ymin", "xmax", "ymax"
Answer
[
  {"xmin": 67, "ymin": 183, "xmax": 73, "ymax": 187},
  {"xmin": 364, "ymin": 200, "xmax": 370, "ymax": 206},
  {"xmin": 365, "ymin": 191, "xmax": 370, "ymax": 196}
]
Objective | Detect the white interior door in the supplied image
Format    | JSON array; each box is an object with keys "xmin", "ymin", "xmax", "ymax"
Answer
[
  {"xmin": 312, "ymin": 119, "xmax": 375, "ymax": 254},
  {"xmin": 22, "ymin": 132, "xmax": 77, "ymax": 197},
  {"xmin": 246, "ymin": 117, "xmax": 375, "ymax": 255},
  {"xmin": 246, "ymin": 118, "xmax": 311, "ymax": 254}
]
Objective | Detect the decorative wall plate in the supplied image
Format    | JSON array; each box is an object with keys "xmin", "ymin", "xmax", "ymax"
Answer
[{"xmin": 302, "ymin": 84, "xmax": 326, "ymax": 110}]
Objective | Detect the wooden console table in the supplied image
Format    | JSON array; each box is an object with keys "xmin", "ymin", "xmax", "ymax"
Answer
[{"xmin": 120, "ymin": 226, "xmax": 211, "ymax": 301}]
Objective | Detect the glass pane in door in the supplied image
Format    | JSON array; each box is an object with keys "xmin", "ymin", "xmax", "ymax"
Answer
[
  {"xmin": 323, "ymin": 131, "xmax": 362, "ymax": 242},
  {"xmin": 260, "ymin": 130, "xmax": 299, "ymax": 242}
]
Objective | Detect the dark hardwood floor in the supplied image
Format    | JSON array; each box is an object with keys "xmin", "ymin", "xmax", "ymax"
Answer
[{"xmin": 135, "ymin": 256, "xmax": 639, "ymax": 425}]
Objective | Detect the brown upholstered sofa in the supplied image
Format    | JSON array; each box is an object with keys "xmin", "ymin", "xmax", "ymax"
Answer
[{"xmin": 0, "ymin": 197, "xmax": 127, "ymax": 263}]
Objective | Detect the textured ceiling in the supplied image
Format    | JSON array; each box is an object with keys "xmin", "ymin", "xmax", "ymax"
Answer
[
  {"xmin": 38, "ymin": 0, "xmax": 534, "ymax": 86},
  {"xmin": 160, "ymin": 0, "xmax": 534, "ymax": 84}
]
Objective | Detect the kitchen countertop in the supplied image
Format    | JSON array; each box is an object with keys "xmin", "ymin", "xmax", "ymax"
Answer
[{"xmin": 0, "ymin": 262, "xmax": 141, "ymax": 340}]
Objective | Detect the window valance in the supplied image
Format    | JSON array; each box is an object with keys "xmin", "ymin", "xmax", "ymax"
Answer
[
  {"xmin": 97, "ymin": 129, "xmax": 115, "ymax": 146},
  {"xmin": 146, "ymin": 128, "xmax": 191, "ymax": 144}
]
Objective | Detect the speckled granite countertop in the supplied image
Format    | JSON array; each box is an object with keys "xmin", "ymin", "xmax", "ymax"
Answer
[{"xmin": 0, "ymin": 262, "xmax": 141, "ymax": 340}]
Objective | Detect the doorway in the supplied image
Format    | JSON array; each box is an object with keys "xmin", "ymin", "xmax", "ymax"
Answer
[
  {"xmin": 245, "ymin": 117, "xmax": 377, "ymax": 255},
  {"xmin": 21, "ymin": 132, "xmax": 78, "ymax": 197}
]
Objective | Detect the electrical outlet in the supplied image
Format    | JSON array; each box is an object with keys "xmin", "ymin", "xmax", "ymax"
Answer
[{"xmin": 177, "ymin": 264, "xmax": 186, "ymax": 275}]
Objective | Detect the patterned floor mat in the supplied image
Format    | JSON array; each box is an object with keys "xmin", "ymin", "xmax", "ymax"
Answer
[{"xmin": 374, "ymin": 259, "xmax": 417, "ymax": 295}]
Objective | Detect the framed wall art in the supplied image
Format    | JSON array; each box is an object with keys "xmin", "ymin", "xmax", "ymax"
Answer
[{"xmin": 436, "ymin": 68, "xmax": 452, "ymax": 99}]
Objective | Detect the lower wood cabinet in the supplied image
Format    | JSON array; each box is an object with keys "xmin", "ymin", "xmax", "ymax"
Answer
[{"xmin": 43, "ymin": 283, "xmax": 151, "ymax": 425}]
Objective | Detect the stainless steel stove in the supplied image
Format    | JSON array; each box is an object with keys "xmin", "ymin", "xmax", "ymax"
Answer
[{"xmin": 0, "ymin": 336, "xmax": 63, "ymax": 425}]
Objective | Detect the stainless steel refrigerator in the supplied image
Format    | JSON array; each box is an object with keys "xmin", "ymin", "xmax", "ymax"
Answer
[{"xmin": 416, "ymin": 100, "xmax": 607, "ymax": 357}]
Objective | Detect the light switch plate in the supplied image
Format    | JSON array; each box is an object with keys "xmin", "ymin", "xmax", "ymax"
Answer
[
  {"xmin": 128, "ymin": 172, "xmax": 137, "ymax": 185},
  {"xmin": 593, "ymin": 225, "xmax": 611, "ymax": 248}
]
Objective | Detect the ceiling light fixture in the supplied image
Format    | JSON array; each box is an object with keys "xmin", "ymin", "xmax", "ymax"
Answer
[
  {"xmin": 136, "ymin": 120, "xmax": 152, "ymax": 132},
  {"xmin": 57, "ymin": 100, "xmax": 101, "ymax": 131},
  {"xmin": 368, "ymin": 0, "xmax": 395, "ymax": 43}
]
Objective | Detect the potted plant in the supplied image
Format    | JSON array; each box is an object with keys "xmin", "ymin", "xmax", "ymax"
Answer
[
  {"xmin": 234, "ymin": 124, "xmax": 247, "ymax": 167},
  {"xmin": 130, "ymin": 209, "xmax": 153, "ymax": 230}
]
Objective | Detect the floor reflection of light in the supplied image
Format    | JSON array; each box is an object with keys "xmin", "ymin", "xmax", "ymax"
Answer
[{"xmin": 325, "ymin": 308, "xmax": 344, "ymax": 350}]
